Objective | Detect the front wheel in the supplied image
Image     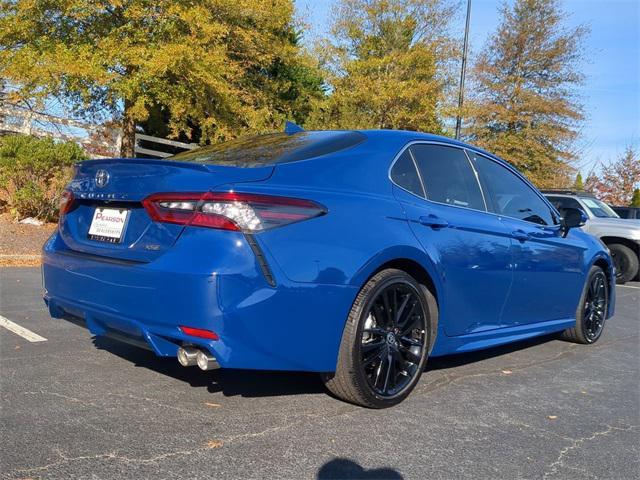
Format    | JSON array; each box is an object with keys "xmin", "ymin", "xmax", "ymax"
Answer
[
  {"xmin": 322, "ymin": 269, "xmax": 435, "ymax": 408},
  {"xmin": 609, "ymin": 243, "xmax": 639, "ymax": 284},
  {"xmin": 560, "ymin": 266, "xmax": 609, "ymax": 344}
]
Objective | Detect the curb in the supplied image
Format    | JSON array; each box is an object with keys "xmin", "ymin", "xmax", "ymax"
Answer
[{"xmin": 0, "ymin": 254, "xmax": 41, "ymax": 267}]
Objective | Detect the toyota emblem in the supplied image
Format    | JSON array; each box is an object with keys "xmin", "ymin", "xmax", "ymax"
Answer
[{"xmin": 95, "ymin": 169, "xmax": 110, "ymax": 188}]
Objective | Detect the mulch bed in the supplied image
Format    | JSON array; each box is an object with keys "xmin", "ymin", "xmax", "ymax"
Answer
[{"xmin": 0, "ymin": 214, "xmax": 57, "ymax": 266}]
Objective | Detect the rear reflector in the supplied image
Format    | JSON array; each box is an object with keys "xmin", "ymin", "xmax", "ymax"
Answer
[
  {"xmin": 179, "ymin": 325, "xmax": 219, "ymax": 340},
  {"xmin": 142, "ymin": 191, "xmax": 326, "ymax": 232}
]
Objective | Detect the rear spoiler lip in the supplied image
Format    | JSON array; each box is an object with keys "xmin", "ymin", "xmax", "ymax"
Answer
[
  {"xmin": 75, "ymin": 158, "xmax": 276, "ymax": 177},
  {"xmin": 76, "ymin": 158, "xmax": 211, "ymax": 172}
]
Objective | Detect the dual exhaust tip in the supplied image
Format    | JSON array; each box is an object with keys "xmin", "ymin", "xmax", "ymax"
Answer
[{"xmin": 177, "ymin": 346, "xmax": 218, "ymax": 371}]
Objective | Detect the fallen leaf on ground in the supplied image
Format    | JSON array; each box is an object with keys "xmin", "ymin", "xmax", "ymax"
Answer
[
  {"xmin": 501, "ymin": 369, "xmax": 512, "ymax": 375},
  {"xmin": 205, "ymin": 402, "xmax": 221, "ymax": 408},
  {"xmin": 547, "ymin": 415, "xmax": 558, "ymax": 420},
  {"xmin": 206, "ymin": 440, "xmax": 223, "ymax": 449}
]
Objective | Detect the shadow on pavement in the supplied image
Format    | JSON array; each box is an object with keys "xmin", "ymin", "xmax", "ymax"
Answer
[
  {"xmin": 92, "ymin": 336, "xmax": 326, "ymax": 398},
  {"xmin": 90, "ymin": 327, "xmax": 560, "ymax": 399},
  {"xmin": 317, "ymin": 458, "xmax": 403, "ymax": 479}
]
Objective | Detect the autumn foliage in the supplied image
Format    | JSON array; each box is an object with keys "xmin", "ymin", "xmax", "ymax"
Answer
[
  {"xmin": 465, "ymin": 0, "xmax": 587, "ymax": 188},
  {"xmin": 308, "ymin": 0, "xmax": 457, "ymax": 134},
  {"xmin": 0, "ymin": 0, "xmax": 634, "ymax": 207},
  {"xmin": 0, "ymin": 0, "xmax": 323, "ymax": 156},
  {"xmin": 583, "ymin": 147, "xmax": 640, "ymax": 207}
]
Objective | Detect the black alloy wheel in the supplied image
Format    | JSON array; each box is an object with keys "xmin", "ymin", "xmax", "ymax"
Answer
[
  {"xmin": 560, "ymin": 265, "xmax": 609, "ymax": 344},
  {"xmin": 582, "ymin": 270, "xmax": 607, "ymax": 342},
  {"xmin": 322, "ymin": 269, "xmax": 435, "ymax": 408},
  {"xmin": 359, "ymin": 282, "xmax": 427, "ymax": 397}
]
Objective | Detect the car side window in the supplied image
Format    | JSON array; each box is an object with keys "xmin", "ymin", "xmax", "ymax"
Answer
[
  {"xmin": 469, "ymin": 151, "xmax": 556, "ymax": 226},
  {"xmin": 546, "ymin": 196, "xmax": 584, "ymax": 214},
  {"xmin": 390, "ymin": 150, "xmax": 425, "ymax": 197},
  {"xmin": 409, "ymin": 144, "xmax": 485, "ymax": 211}
]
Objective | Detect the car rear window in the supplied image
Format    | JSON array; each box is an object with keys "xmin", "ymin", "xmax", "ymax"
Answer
[{"xmin": 169, "ymin": 131, "xmax": 366, "ymax": 168}]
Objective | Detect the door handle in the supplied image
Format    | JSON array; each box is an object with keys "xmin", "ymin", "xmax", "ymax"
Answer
[
  {"xmin": 511, "ymin": 230, "xmax": 530, "ymax": 242},
  {"xmin": 419, "ymin": 214, "xmax": 449, "ymax": 229}
]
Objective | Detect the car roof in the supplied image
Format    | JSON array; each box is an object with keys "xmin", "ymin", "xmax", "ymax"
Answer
[
  {"xmin": 360, "ymin": 129, "xmax": 480, "ymax": 148},
  {"xmin": 541, "ymin": 190, "xmax": 597, "ymax": 198},
  {"xmin": 356, "ymin": 129, "xmax": 508, "ymax": 162}
]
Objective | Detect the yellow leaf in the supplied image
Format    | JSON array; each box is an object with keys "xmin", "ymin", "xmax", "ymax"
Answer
[{"xmin": 206, "ymin": 440, "xmax": 223, "ymax": 449}]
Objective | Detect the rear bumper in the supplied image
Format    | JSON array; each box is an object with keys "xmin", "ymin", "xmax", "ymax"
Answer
[{"xmin": 42, "ymin": 229, "xmax": 357, "ymax": 372}]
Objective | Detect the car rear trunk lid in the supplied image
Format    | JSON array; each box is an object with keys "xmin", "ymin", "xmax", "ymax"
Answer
[{"xmin": 59, "ymin": 159, "xmax": 273, "ymax": 262}]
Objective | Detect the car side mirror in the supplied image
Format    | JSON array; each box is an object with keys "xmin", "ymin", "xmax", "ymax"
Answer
[{"xmin": 560, "ymin": 207, "xmax": 587, "ymax": 237}]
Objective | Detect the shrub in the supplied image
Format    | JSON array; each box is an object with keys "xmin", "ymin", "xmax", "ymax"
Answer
[{"xmin": 0, "ymin": 135, "xmax": 87, "ymax": 222}]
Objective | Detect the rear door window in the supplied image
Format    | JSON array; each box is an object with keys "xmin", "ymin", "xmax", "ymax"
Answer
[
  {"xmin": 469, "ymin": 151, "xmax": 556, "ymax": 226},
  {"xmin": 409, "ymin": 144, "xmax": 486, "ymax": 211},
  {"xmin": 390, "ymin": 150, "xmax": 425, "ymax": 197}
]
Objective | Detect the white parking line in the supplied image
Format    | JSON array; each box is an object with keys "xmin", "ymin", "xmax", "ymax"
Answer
[
  {"xmin": 618, "ymin": 285, "xmax": 640, "ymax": 290},
  {"xmin": 0, "ymin": 315, "xmax": 47, "ymax": 342}
]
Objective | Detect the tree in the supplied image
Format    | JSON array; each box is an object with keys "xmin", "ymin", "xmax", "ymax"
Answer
[
  {"xmin": 308, "ymin": 0, "xmax": 456, "ymax": 133},
  {"xmin": 138, "ymin": 28, "xmax": 324, "ymax": 144},
  {"xmin": 574, "ymin": 172, "xmax": 584, "ymax": 190},
  {"xmin": 0, "ymin": 1, "xmax": 322, "ymax": 157},
  {"xmin": 465, "ymin": 0, "xmax": 587, "ymax": 187},
  {"xmin": 587, "ymin": 147, "xmax": 640, "ymax": 206},
  {"xmin": 584, "ymin": 172, "xmax": 600, "ymax": 194},
  {"xmin": 630, "ymin": 189, "xmax": 640, "ymax": 208}
]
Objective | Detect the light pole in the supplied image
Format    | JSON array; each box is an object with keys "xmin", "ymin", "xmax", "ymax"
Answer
[{"xmin": 455, "ymin": 0, "xmax": 471, "ymax": 140}]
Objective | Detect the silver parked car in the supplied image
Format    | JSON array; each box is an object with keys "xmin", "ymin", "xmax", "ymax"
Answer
[{"xmin": 543, "ymin": 190, "xmax": 640, "ymax": 284}]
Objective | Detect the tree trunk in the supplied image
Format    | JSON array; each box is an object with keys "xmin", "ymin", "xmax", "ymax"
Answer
[{"xmin": 119, "ymin": 99, "xmax": 136, "ymax": 158}]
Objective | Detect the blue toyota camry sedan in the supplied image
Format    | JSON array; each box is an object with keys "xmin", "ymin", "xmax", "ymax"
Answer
[{"xmin": 42, "ymin": 127, "xmax": 615, "ymax": 408}]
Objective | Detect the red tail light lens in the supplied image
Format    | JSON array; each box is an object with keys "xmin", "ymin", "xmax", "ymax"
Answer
[
  {"xmin": 59, "ymin": 190, "xmax": 75, "ymax": 219},
  {"xmin": 142, "ymin": 192, "xmax": 326, "ymax": 232}
]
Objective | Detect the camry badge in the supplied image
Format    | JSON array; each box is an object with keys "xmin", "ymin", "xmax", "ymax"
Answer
[{"xmin": 95, "ymin": 169, "xmax": 110, "ymax": 188}]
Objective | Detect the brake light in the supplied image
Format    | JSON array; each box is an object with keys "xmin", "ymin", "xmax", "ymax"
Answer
[
  {"xmin": 59, "ymin": 190, "xmax": 74, "ymax": 218},
  {"xmin": 179, "ymin": 325, "xmax": 219, "ymax": 340},
  {"xmin": 142, "ymin": 192, "xmax": 326, "ymax": 232}
]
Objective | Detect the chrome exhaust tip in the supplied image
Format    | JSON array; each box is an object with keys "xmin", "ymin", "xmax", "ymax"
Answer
[
  {"xmin": 196, "ymin": 350, "xmax": 218, "ymax": 371},
  {"xmin": 177, "ymin": 346, "xmax": 199, "ymax": 367}
]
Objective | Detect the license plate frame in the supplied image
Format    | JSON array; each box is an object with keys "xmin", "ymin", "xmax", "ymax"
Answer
[{"xmin": 87, "ymin": 207, "xmax": 130, "ymax": 244}]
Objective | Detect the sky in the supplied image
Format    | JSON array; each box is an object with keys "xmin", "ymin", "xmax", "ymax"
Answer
[{"xmin": 295, "ymin": 0, "xmax": 640, "ymax": 175}]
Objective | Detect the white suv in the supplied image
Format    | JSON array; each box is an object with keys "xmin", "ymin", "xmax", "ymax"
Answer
[{"xmin": 544, "ymin": 190, "xmax": 640, "ymax": 284}]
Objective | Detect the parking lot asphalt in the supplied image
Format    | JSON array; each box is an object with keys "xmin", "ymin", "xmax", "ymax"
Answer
[{"xmin": 0, "ymin": 267, "xmax": 638, "ymax": 480}]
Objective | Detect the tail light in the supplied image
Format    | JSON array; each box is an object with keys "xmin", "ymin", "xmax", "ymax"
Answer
[
  {"xmin": 58, "ymin": 190, "xmax": 75, "ymax": 219},
  {"xmin": 142, "ymin": 191, "xmax": 326, "ymax": 232}
]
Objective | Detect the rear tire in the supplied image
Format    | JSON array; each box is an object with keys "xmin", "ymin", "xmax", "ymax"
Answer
[
  {"xmin": 322, "ymin": 269, "xmax": 434, "ymax": 408},
  {"xmin": 560, "ymin": 266, "xmax": 609, "ymax": 344},
  {"xmin": 609, "ymin": 243, "xmax": 638, "ymax": 284}
]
